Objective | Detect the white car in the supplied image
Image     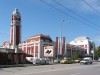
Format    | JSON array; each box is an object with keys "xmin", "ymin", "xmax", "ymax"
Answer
[{"xmin": 80, "ymin": 57, "xmax": 92, "ymax": 64}]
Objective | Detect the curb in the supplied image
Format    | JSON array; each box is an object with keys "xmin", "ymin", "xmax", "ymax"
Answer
[{"xmin": 0, "ymin": 64, "xmax": 25, "ymax": 68}]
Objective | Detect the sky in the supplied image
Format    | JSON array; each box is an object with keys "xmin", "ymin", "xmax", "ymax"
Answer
[{"xmin": 0, "ymin": 0, "xmax": 100, "ymax": 46}]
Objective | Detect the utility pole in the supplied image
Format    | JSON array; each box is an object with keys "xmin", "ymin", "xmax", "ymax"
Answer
[
  {"xmin": 60, "ymin": 20, "xmax": 64, "ymax": 55},
  {"xmin": 93, "ymin": 42, "xmax": 95, "ymax": 61},
  {"xmin": 71, "ymin": 46, "xmax": 72, "ymax": 58},
  {"xmin": 57, "ymin": 37, "xmax": 60, "ymax": 59},
  {"xmin": 64, "ymin": 38, "xmax": 67, "ymax": 57}
]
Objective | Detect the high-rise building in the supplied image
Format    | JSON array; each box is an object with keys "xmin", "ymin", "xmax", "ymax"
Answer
[{"xmin": 10, "ymin": 8, "xmax": 21, "ymax": 49}]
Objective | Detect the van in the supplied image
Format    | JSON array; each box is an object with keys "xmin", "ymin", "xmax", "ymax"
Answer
[{"xmin": 80, "ymin": 57, "xmax": 93, "ymax": 64}]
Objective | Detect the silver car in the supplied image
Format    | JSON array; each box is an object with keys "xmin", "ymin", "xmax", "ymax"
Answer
[
  {"xmin": 45, "ymin": 58, "xmax": 50, "ymax": 64},
  {"xmin": 40, "ymin": 58, "xmax": 46, "ymax": 65},
  {"xmin": 33, "ymin": 58, "xmax": 41, "ymax": 65}
]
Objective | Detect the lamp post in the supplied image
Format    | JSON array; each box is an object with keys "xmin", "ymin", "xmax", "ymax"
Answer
[
  {"xmin": 93, "ymin": 42, "xmax": 95, "ymax": 61},
  {"xmin": 60, "ymin": 20, "xmax": 64, "ymax": 55},
  {"xmin": 64, "ymin": 38, "xmax": 67, "ymax": 57},
  {"xmin": 91, "ymin": 42, "xmax": 95, "ymax": 61},
  {"xmin": 71, "ymin": 46, "xmax": 72, "ymax": 58}
]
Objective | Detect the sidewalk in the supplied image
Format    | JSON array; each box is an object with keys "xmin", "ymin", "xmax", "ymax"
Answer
[{"xmin": 0, "ymin": 64, "xmax": 33, "ymax": 68}]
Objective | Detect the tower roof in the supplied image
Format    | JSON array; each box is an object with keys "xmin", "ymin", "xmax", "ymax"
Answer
[{"xmin": 12, "ymin": 8, "xmax": 20, "ymax": 16}]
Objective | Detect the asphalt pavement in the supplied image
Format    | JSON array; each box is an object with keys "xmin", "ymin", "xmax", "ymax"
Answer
[{"xmin": 0, "ymin": 62, "xmax": 100, "ymax": 75}]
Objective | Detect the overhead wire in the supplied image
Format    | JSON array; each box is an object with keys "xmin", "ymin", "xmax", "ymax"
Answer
[
  {"xmin": 82, "ymin": 0, "xmax": 100, "ymax": 15},
  {"xmin": 53, "ymin": 0, "xmax": 100, "ymax": 29},
  {"xmin": 40, "ymin": 0, "xmax": 100, "ymax": 46},
  {"xmin": 40, "ymin": 0, "xmax": 100, "ymax": 31}
]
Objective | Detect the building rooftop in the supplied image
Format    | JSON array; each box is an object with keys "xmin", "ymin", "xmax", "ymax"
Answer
[
  {"xmin": 74, "ymin": 36, "xmax": 90, "ymax": 41},
  {"xmin": 27, "ymin": 34, "xmax": 51, "ymax": 39},
  {"xmin": 12, "ymin": 8, "xmax": 20, "ymax": 16}
]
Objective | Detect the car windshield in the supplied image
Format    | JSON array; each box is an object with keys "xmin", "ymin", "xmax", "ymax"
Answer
[{"xmin": 83, "ymin": 59, "xmax": 89, "ymax": 61}]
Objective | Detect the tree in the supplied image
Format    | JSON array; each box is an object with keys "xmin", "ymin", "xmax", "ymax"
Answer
[
  {"xmin": 95, "ymin": 46, "xmax": 100, "ymax": 59},
  {"xmin": 71, "ymin": 51, "xmax": 83, "ymax": 60}
]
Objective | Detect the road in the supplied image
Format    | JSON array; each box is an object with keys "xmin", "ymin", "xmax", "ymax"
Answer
[{"xmin": 0, "ymin": 62, "xmax": 100, "ymax": 75}]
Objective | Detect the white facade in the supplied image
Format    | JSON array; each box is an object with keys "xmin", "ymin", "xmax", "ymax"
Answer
[{"xmin": 70, "ymin": 36, "xmax": 94, "ymax": 55}]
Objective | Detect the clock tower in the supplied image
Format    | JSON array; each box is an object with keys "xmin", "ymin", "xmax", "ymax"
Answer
[{"xmin": 10, "ymin": 8, "xmax": 21, "ymax": 49}]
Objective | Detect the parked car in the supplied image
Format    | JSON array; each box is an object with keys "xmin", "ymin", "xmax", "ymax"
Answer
[
  {"xmin": 26, "ymin": 57, "xmax": 33, "ymax": 64},
  {"xmin": 80, "ymin": 57, "xmax": 92, "ymax": 65},
  {"xmin": 74, "ymin": 58, "xmax": 82, "ymax": 63},
  {"xmin": 60, "ymin": 58, "xmax": 73, "ymax": 64},
  {"xmin": 45, "ymin": 58, "xmax": 50, "ymax": 64},
  {"xmin": 40, "ymin": 58, "xmax": 46, "ymax": 65},
  {"xmin": 66, "ymin": 58, "xmax": 73, "ymax": 64},
  {"xmin": 54, "ymin": 59, "xmax": 61, "ymax": 63},
  {"xmin": 60, "ymin": 59, "xmax": 67, "ymax": 64},
  {"xmin": 97, "ymin": 57, "xmax": 100, "ymax": 62},
  {"xmin": 74, "ymin": 59, "xmax": 80, "ymax": 63},
  {"xmin": 33, "ymin": 58, "xmax": 41, "ymax": 65}
]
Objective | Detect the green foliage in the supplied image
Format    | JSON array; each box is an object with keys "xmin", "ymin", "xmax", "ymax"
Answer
[
  {"xmin": 71, "ymin": 52, "xmax": 83, "ymax": 60},
  {"xmin": 95, "ymin": 46, "xmax": 100, "ymax": 58}
]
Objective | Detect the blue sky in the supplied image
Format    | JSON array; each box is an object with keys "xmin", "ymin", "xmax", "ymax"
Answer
[{"xmin": 0, "ymin": 0, "xmax": 100, "ymax": 46}]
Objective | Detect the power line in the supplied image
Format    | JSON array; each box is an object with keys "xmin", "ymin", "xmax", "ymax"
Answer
[
  {"xmin": 82, "ymin": 0, "xmax": 100, "ymax": 15},
  {"xmin": 40, "ymin": 0, "xmax": 100, "ymax": 31},
  {"xmin": 53, "ymin": 0, "xmax": 100, "ymax": 29}
]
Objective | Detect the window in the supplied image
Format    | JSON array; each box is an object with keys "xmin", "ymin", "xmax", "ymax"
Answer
[{"xmin": 46, "ymin": 40, "xmax": 49, "ymax": 42}]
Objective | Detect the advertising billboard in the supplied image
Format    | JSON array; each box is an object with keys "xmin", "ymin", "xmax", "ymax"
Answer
[{"xmin": 44, "ymin": 46, "xmax": 54, "ymax": 57}]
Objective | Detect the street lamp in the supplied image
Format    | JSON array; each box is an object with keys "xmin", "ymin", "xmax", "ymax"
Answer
[
  {"xmin": 71, "ymin": 46, "xmax": 73, "ymax": 58},
  {"xmin": 93, "ymin": 42, "xmax": 95, "ymax": 61},
  {"xmin": 91, "ymin": 42, "xmax": 95, "ymax": 61},
  {"xmin": 60, "ymin": 20, "xmax": 64, "ymax": 55}
]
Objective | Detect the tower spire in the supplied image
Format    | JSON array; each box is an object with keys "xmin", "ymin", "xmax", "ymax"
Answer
[{"xmin": 10, "ymin": 8, "xmax": 21, "ymax": 49}]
